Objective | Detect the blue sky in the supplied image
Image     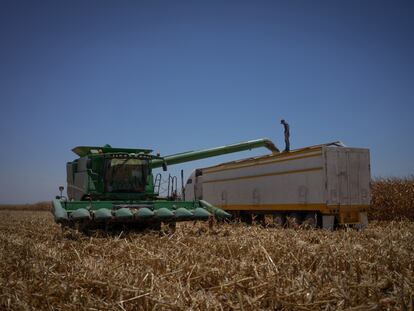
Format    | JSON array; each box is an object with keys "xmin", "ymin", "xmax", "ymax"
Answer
[{"xmin": 0, "ymin": 0, "xmax": 413, "ymax": 204}]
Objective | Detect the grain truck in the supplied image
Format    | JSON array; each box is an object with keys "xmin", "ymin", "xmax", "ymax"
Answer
[{"xmin": 185, "ymin": 142, "xmax": 370, "ymax": 229}]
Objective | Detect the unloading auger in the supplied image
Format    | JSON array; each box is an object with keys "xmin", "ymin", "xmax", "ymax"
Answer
[{"xmin": 52, "ymin": 139, "xmax": 279, "ymax": 230}]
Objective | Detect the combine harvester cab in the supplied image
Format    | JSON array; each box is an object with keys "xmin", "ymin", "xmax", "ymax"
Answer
[
  {"xmin": 185, "ymin": 142, "xmax": 371, "ymax": 230},
  {"xmin": 52, "ymin": 139, "xmax": 278, "ymax": 231}
]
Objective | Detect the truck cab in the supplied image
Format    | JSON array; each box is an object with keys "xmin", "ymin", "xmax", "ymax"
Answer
[{"xmin": 185, "ymin": 169, "xmax": 203, "ymax": 201}]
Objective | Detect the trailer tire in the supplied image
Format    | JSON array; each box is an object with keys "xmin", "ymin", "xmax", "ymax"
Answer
[
  {"xmin": 287, "ymin": 212, "xmax": 302, "ymax": 228},
  {"xmin": 272, "ymin": 213, "xmax": 286, "ymax": 227},
  {"xmin": 303, "ymin": 212, "xmax": 318, "ymax": 229},
  {"xmin": 253, "ymin": 214, "xmax": 265, "ymax": 226},
  {"xmin": 240, "ymin": 212, "xmax": 253, "ymax": 225}
]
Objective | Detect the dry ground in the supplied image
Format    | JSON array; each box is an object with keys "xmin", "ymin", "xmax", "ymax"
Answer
[{"xmin": 0, "ymin": 211, "xmax": 413, "ymax": 311}]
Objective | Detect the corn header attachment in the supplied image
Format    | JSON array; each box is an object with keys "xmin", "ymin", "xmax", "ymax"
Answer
[
  {"xmin": 52, "ymin": 199, "xmax": 229, "ymax": 230},
  {"xmin": 53, "ymin": 139, "xmax": 278, "ymax": 230}
]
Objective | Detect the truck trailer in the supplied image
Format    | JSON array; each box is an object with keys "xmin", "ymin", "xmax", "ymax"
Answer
[{"xmin": 184, "ymin": 142, "xmax": 370, "ymax": 230}]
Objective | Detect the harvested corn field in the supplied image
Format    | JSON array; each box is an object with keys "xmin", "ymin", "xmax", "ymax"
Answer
[
  {"xmin": 370, "ymin": 177, "xmax": 414, "ymax": 221},
  {"xmin": 1, "ymin": 210, "xmax": 413, "ymax": 310},
  {"xmin": 0, "ymin": 202, "xmax": 51, "ymax": 212}
]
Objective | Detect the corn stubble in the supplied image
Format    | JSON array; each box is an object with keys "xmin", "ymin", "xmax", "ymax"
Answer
[
  {"xmin": 370, "ymin": 177, "xmax": 414, "ymax": 221},
  {"xmin": 1, "ymin": 211, "xmax": 413, "ymax": 311},
  {"xmin": 0, "ymin": 202, "xmax": 51, "ymax": 211},
  {"xmin": 1, "ymin": 178, "xmax": 413, "ymax": 310}
]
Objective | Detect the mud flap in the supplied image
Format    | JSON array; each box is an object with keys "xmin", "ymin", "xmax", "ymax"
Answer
[
  {"xmin": 322, "ymin": 215, "xmax": 335, "ymax": 231},
  {"xmin": 355, "ymin": 212, "xmax": 368, "ymax": 230}
]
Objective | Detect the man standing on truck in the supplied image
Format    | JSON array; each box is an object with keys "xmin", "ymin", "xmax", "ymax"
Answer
[{"xmin": 280, "ymin": 119, "xmax": 290, "ymax": 152}]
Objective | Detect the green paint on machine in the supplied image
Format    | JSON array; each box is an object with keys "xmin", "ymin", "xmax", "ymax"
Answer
[{"xmin": 53, "ymin": 139, "xmax": 278, "ymax": 230}]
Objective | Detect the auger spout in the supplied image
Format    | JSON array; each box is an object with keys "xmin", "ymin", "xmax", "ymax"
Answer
[{"xmin": 151, "ymin": 138, "xmax": 279, "ymax": 169}]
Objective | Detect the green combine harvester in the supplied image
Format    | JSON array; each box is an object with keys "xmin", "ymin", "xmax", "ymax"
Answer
[{"xmin": 52, "ymin": 139, "xmax": 278, "ymax": 230}]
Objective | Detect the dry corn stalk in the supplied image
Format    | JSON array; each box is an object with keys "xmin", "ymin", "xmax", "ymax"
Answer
[
  {"xmin": 370, "ymin": 177, "xmax": 414, "ymax": 221},
  {"xmin": 0, "ymin": 210, "xmax": 413, "ymax": 311}
]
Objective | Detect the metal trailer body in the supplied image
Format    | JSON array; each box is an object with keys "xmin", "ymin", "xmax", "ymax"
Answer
[{"xmin": 185, "ymin": 142, "xmax": 370, "ymax": 229}]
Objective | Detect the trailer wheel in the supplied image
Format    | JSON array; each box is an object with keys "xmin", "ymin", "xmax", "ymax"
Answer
[
  {"xmin": 302, "ymin": 212, "xmax": 318, "ymax": 229},
  {"xmin": 287, "ymin": 212, "xmax": 303, "ymax": 228},
  {"xmin": 240, "ymin": 212, "xmax": 253, "ymax": 225},
  {"xmin": 272, "ymin": 213, "xmax": 286, "ymax": 227},
  {"xmin": 253, "ymin": 214, "xmax": 265, "ymax": 226}
]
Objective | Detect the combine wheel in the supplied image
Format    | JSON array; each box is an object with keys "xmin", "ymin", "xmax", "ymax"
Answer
[
  {"xmin": 148, "ymin": 222, "xmax": 161, "ymax": 231},
  {"xmin": 74, "ymin": 220, "xmax": 90, "ymax": 235},
  {"xmin": 159, "ymin": 222, "xmax": 176, "ymax": 235},
  {"xmin": 168, "ymin": 222, "xmax": 176, "ymax": 233}
]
